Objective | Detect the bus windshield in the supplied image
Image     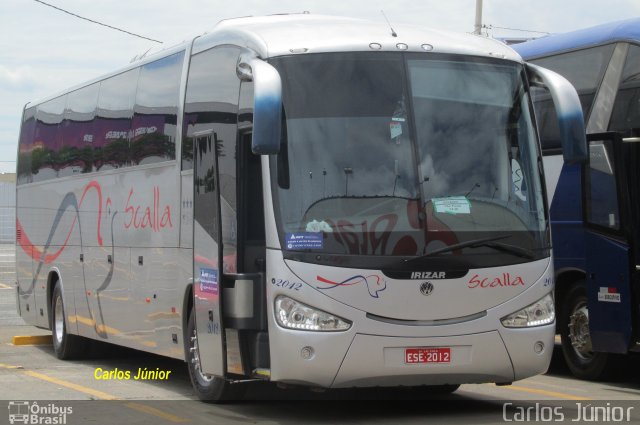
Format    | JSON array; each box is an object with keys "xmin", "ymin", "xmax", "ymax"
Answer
[{"xmin": 270, "ymin": 52, "xmax": 548, "ymax": 268}]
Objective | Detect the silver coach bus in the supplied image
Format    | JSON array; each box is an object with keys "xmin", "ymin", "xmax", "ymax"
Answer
[{"xmin": 15, "ymin": 14, "xmax": 586, "ymax": 401}]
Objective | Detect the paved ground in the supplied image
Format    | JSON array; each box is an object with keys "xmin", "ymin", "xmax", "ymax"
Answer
[
  {"xmin": 0, "ymin": 244, "xmax": 23, "ymax": 327},
  {"xmin": 1, "ymin": 329, "xmax": 639, "ymax": 424}
]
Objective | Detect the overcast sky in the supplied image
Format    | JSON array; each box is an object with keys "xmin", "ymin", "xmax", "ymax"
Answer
[{"xmin": 1, "ymin": 0, "xmax": 639, "ymax": 173}]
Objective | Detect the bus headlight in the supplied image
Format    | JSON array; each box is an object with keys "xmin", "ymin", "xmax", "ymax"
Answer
[
  {"xmin": 501, "ymin": 293, "xmax": 555, "ymax": 328},
  {"xmin": 275, "ymin": 295, "xmax": 351, "ymax": 331}
]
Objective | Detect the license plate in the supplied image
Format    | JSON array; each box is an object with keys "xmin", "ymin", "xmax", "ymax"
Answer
[{"xmin": 405, "ymin": 347, "xmax": 451, "ymax": 364}]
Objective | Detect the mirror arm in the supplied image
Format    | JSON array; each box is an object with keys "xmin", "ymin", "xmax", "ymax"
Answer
[
  {"xmin": 526, "ymin": 63, "xmax": 587, "ymax": 164},
  {"xmin": 237, "ymin": 53, "xmax": 282, "ymax": 155}
]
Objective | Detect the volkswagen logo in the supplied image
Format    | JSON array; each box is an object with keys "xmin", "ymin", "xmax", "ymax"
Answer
[{"xmin": 419, "ymin": 281, "xmax": 434, "ymax": 296}]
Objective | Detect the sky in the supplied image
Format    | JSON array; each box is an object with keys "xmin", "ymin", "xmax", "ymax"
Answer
[{"xmin": 1, "ymin": 0, "xmax": 639, "ymax": 174}]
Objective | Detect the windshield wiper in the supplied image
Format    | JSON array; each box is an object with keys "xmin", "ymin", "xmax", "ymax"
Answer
[{"xmin": 403, "ymin": 235, "xmax": 541, "ymax": 264}]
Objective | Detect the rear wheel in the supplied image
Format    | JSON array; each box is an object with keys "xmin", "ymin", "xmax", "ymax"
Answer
[
  {"xmin": 186, "ymin": 309, "xmax": 245, "ymax": 402},
  {"xmin": 51, "ymin": 282, "xmax": 86, "ymax": 359},
  {"xmin": 559, "ymin": 282, "xmax": 610, "ymax": 380}
]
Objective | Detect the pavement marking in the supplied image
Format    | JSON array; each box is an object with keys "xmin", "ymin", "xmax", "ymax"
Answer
[
  {"xmin": 494, "ymin": 383, "xmax": 591, "ymax": 401},
  {"xmin": 12, "ymin": 335, "xmax": 52, "ymax": 345},
  {"xmin": 23, "ymin": 370, "xmax": 119, "ymax": 400},
  {"xmin": 0, "ymin": 363, "xmax": 23, "ymax": 369},
  {"xmin": 125, "ymin": 402, "xmax": 189, "ymax": 423},
  {"xmin": 1, "ymin": 362, "xmax": 189, "ymax": 422}
]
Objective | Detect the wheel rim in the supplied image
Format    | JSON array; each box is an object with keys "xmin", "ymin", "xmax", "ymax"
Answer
[
  {"xmin": 568, "ymin": 300, "xmax": 593, "ymax": 360},
  {"xmin": 190, "ymin": 328, "xmax": 213, "ymax": 385},
  {"xmin": 54, "ymin": 295, "xmax": 64, "ymax": 346}
]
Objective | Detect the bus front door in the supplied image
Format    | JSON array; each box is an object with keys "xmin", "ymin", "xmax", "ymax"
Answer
[
  {"xmin": 192, "ymin": 130, "xmax": 226, "ymax": 377},
  {"xmin": 582, "ymin": 132, "xmax": 633, "ymax": 354}
]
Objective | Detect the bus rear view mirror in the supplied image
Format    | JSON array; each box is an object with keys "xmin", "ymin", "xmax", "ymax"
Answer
[
  {"xmin": 525, "ymin": 63, "xmax": 587, "ymax": 164},
  {"xmin": 237, "ymin": 55, "xmax": 282, "ymax": 155}
]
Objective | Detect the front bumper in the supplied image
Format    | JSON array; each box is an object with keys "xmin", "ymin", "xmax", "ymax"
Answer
[{"xmin": 269, "ymin": 323, "xmax": 554, "ymax": 388}]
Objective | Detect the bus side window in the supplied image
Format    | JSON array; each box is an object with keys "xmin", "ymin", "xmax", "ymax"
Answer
[
  {"xmin": 61, "ymin": 83, "xmax": 99, "ymax": 176},
  {"xmin": 96, "ymin": 68, "xmax": 139, "ymax": 171},
  {"xmin": 17, "ymin": 107, "xmax": 36, "ymax": 185},
  {"xmin": 532, "ymin": 44, "xmax": 615, "ymax": 151},
  {"xmin": 609, "ymin": 44, "xmax": 640, "ymax": 133},
  {"xmin": 132, "ymin": 51, "xmax": 183, "ymax": 165}
]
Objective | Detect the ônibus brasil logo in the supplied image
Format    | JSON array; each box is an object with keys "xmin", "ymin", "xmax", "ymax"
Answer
[{"xmin": 7, "ymin": 401, "xmax": 72, "ymax": 424}]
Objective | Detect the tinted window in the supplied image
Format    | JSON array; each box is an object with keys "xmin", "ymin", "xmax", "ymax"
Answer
[
  {"xmin": 184, "ymin": 46, "xmax": 241, "ymax": 272},
  {"xmin": 96, "ymin": 69, "xmax": 139, "ymax": 170},
  {"xmin": 270, "ymin": 53, "xmax": 547, "ymax": 265},
  {"xmin": 585, "ymin": 139, "xmax": 620, "ymax": 230},
  {"xmin": 532, "ymin": 44, "xmax": 615, "ymax": 151},
  {"xmin": 609, "ymin": 44, "xmax": 640, "ymax": 133},
  {"xmin": 60, "ymin": 83, "xmax": 99, "ymax": 175},
  {"xmin": 132, "ymin": 51, "xmax": 184, "ymax": 165},
  {"xmin": 33, "ymin": 96, "xmax": 66, "ymax": 182},
  {"xmin": 17, "ymin": 106, "xmax": 36, "ymax": 185},
  {"xmin": 183, "ymin": 46, "xmax": 240, "ymax": 170}
]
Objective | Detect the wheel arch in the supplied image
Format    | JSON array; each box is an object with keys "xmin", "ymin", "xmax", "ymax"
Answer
[
  {"xmin": 554, "ymin": 267, "xmax": 586, "ymax": 329},
  {"xmin": 181, "ymin": 283, "xmax": 193, "ymax": 360},
  {"xmin": 46, "ymin": 268, "xmax": 63, "ymax": 330}
]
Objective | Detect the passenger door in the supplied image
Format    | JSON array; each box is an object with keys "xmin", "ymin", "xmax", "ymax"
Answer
[
  {"xmin": 192, "ymin": 130, "xmax": 226, "ymax": 376},
  {"xmin": 582, "ymin": 132, "xmax": 634, "ymax": 353}
]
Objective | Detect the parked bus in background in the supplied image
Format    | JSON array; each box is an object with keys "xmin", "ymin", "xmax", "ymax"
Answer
[
  {"xmin": 514, "ymin": 18, "xmax": 640, "ymax": 380},
  {"xmin": 16, "ymin": 14, "xmax": 586, "ymax": 401}
]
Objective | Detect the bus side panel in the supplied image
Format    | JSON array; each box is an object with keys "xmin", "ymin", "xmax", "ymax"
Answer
[
  {"xmin": 17, "ymin": 180, "xmax": 85, "ymax": 329},
  {"xmin": 15, "ymin": 204, "xmax": 36, "ymax": 326},
  {"xmin": 131, "ymin": 246, "xmax": 184, "ymax": 358},
  {"xmin": 545, "ymin": 159, "xmax": 587, "ymax": 272},
  {"xmin": 16, "ymin": 163, "xmax": 184, "ymax": 358}
]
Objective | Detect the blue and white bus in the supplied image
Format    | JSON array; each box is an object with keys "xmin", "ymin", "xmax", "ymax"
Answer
[
  {"xmin": 515, "ymin": 18, "xmax": 640, "ymax": 380},
  {"xmin": 15, "ymin": 14, "xmax": 585, "ymax": 400}
]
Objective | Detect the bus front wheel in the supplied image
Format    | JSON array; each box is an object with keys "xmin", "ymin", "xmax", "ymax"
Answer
[
  {"xmin": 185, "ymin": 309, "xmax": 245, "ymax": 402},
  {"xmin": 559, "ymin": 282, "xmax": 610, "ymax": 380}
]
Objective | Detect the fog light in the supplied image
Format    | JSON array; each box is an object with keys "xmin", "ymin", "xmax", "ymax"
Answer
[
  {"xmin": 534, "ymin": 341, "xmax": 545, "ymax": 354},
  {"xmin": 301, "ymin": 346, "xmax": 314, "ymax": 360}
]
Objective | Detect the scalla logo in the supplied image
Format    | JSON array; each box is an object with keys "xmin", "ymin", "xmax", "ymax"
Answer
[{"xmin": 7, "ymin": 401, "xmax": 73, "ymax": 424}]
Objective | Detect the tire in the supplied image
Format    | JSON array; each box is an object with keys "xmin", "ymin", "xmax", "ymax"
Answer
[
  {"xmin": 51, "ymin": 283, "xmax": 86, "ymax": 360},
  {"xmin": 185, "ymin": 309, "xmax": 245, "ymax": 402},
  {"xmin": 559, "ymin": 281, "xmax": 610, "ymax": 380}
]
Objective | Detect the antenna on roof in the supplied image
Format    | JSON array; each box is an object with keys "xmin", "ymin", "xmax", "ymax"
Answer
[{"xmin": 381, "ymin": 10, "xmax": 398, "ymax": 37}]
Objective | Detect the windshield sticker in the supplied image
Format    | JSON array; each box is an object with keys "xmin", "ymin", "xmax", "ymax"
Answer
[
  {"xmin": 305, "ymin": 220, "xmax": 333, "ymax": 233},
  {"xmin": 390, "ymin": 122, "xmax": 403, "ymax": 140},
  {"xmin": 598, "ymin": 287, "xmax": 621, "ymax": 303},
  {"xmin": 199, "ymin": 268, "xmax": 218, "ymax": 294},
  {"xmin": 433, "ymin": 196, "xmax": 471, "ymax": 214},
  {"xmin": 511, "ymin": 159, "xmax": 527, "ymax": 201},
  {"xmin": 316, "ymin": 274, "xmax": 387, "ymax": 298},
  {"xmin": 286, "ymin": 232, "xmax": 323, "ymax": 250}
]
